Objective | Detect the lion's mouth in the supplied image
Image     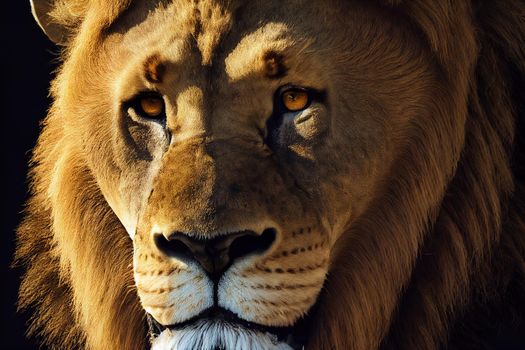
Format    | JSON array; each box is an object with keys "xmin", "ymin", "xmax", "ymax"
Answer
[{"xmin": 147, "ymin": 307, "xmax": 308, "ymax": 349}]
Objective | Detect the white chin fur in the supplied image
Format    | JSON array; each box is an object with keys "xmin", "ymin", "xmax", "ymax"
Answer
[{"xmin": 151, "ymin": 320, "xmax": 293, "ymax": 350}]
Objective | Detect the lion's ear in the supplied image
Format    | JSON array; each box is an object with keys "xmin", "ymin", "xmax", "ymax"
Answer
[{"xmin": 30, "ymin": 0, "xmax": 88, "ymax": 44}]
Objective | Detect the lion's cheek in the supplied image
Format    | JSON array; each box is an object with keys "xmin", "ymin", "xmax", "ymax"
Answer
[
  {"xmin": 217, "ymin": 252, "xmax": 330, "ymax": 327},
  {"xmin": 133, "ymin": 251, "xmax": 215, "ymax": 325}
]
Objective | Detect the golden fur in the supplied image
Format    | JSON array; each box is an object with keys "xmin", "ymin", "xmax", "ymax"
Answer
[{"xmin": 16, "ymin": 0, "xmax": 525, "ymax": 349}]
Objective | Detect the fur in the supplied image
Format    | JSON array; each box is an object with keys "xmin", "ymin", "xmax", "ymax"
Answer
[
  {"xmin": 16, "ymin": 0, "xmax": 525, "ymax": 349},
  {"xmin": 151, "ymin": 320, "xmax": 292, "ymax": 350}
]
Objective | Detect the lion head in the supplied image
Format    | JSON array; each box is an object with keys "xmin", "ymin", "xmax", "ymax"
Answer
[{"xmin": 17, "ymin": 0, "xmax": 525, "ymax": 349}]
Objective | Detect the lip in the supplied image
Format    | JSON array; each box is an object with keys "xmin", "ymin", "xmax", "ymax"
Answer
[{"xmin": 147, "ymin": 307, "xmax": 308, "ymax": 349}]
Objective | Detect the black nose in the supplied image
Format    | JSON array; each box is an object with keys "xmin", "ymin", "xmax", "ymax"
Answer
[{"xmin": 154, "ymin": 228, "xmax": 276, "ymax": 277}]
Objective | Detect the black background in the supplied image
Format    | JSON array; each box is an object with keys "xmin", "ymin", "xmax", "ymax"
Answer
[{"xmin": 1, "ymin": 2, "xmax": 57, "ymax": 349}]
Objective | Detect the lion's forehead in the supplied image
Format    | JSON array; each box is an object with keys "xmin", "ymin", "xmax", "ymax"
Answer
[
  {"xmin": 108, "ymin": 0, "xmax": 346, "ymax": 77},
  {"xmin": 115, "ymin": 2, "xmax": 277, "ymax": 58}
]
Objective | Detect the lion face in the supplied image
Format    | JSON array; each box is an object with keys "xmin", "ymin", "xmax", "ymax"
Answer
[{"xmin": 46, "ymin": 0, "xmax": 440, "ymax": 348}]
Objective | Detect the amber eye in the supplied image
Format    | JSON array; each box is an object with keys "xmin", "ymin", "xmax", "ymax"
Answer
[
  {"xmin": 138, "ymin": 95, "xmax": 164, "ymax": 118},
  {"xmin": 281, "ymin": 89, "xmax": 310, "ymax": 112}
]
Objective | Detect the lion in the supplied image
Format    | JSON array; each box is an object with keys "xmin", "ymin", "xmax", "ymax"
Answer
[{"xmin": 16, "ymin": 0, "xmax": 525, "ymax": 349}]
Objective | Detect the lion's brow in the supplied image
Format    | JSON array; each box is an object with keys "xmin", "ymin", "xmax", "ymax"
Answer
[
  {"xmin": 143, "ymin": 54, "xmax": 167, "ymax": 84},
  {"xmin": 263, "ymin": 50, "xmax": 287, "ymax": 79}
]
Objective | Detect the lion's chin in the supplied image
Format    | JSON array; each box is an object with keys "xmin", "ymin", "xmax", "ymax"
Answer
[
  {"xmin": 150, "ymin": 319, "xmax": 294, "ymax": 350},
  {"xmin": 147, "ymin": 308, "xmax": 307, "ymax": 350}
]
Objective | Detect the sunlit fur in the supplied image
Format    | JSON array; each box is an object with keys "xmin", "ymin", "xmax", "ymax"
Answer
[{"xmin": 16, "ymin": 1, "xmax": 525, "ymax": 349}]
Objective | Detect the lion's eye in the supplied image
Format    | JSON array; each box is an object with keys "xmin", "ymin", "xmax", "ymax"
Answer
[
  {"xmin": 130, "ymin": 93, "xmax": 165, "ymax": 119},
  {"xmin": 139, "ymin": 96, "xmax": 164, "ymax": 118},
  {"xmin": 281, "ymin": 89, "xmax": 310, "ymax": 112}
]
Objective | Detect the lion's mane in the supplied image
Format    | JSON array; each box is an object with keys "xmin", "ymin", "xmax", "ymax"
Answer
[{"xmin": 16, "ymin": 1, "xmax": 525, "ymax": 349}]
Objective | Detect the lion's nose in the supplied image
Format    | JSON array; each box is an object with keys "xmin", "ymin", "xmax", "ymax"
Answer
[{"xmin": 154, "ymin": 229, "xmax": 276, "ymax": 277}]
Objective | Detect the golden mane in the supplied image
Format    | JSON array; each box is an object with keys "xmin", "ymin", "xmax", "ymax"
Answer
[{"xmin": 16, "ymin": 1, "xmax": 525, "ymax": 349}]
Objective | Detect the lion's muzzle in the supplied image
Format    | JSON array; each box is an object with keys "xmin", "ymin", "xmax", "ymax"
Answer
[{"xmin": 132, "ymin": 137, "xmax": 329, "ymax": 348}]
